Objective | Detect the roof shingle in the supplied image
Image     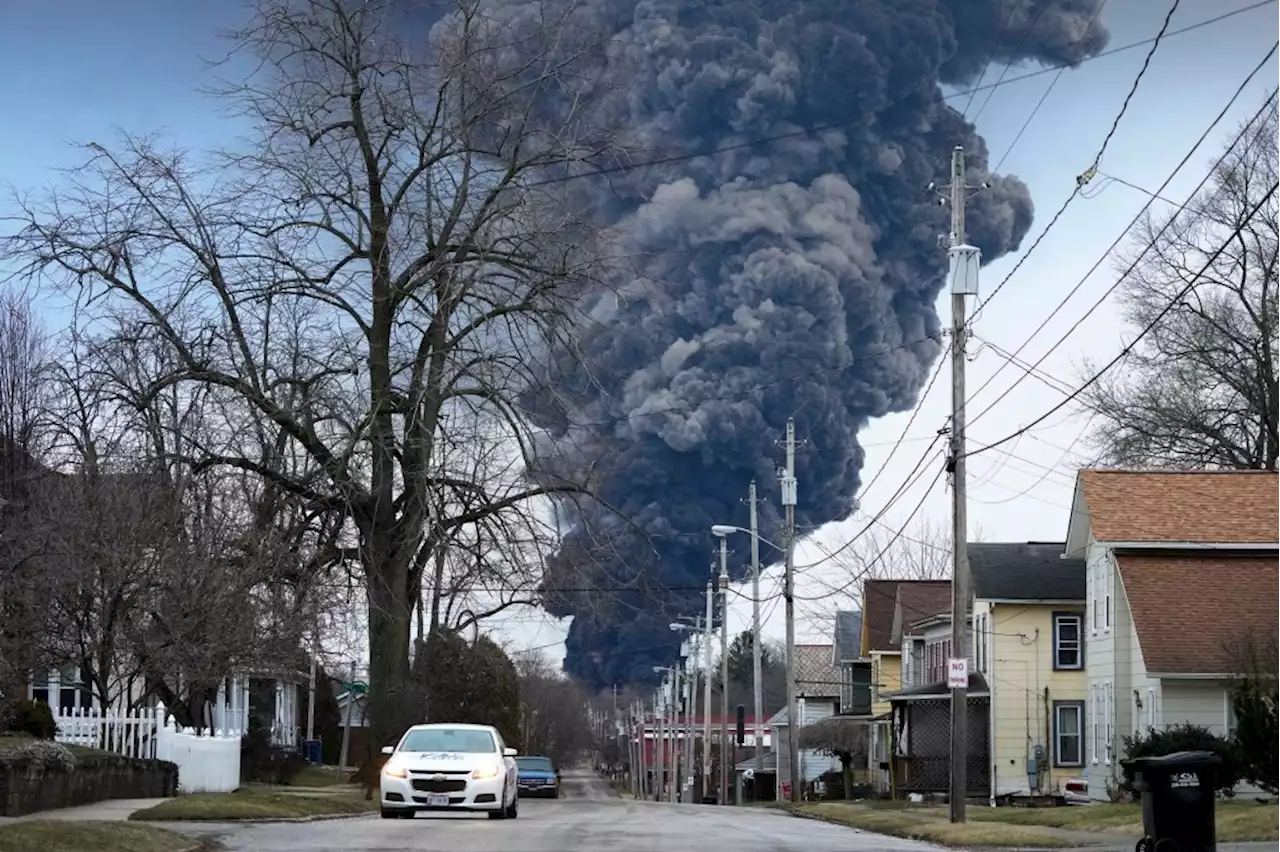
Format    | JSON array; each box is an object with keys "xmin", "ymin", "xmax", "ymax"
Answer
[
  {"xmin": 1117, "ymin": 553, "xmax": 1279, "ymax": 674},
  {"xmin": 894, "ymin": 582, "xmax": 953, "ymax": 640},
  {"xmin": 862, "ymin": 580, "xmax": 951, "ymax": 651},
  {"xmin": 794, "ymin": 644, "xmax": 840, "ymax": 697},
  {"xmin": 969, "ymin": 542, "xmax": 1085, "ymax": 601},
  {"xmin": 1079, "ymin": 470, "xmax": 1278, "ymax": 543}
]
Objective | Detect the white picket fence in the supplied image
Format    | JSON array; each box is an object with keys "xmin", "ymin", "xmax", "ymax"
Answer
[{"xmin": 53, "ymin": 703, "xmax": 242, "ymax": 793}]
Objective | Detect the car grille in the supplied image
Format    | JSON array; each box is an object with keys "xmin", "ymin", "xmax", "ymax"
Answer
[{"xmin": 411, "ymin": 778, "xmax": 468, "ymax": 794}]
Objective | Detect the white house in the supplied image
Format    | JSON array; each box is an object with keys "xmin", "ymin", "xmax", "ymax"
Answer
[
  {"xmin": 1064, "ymin": 468, "xmax": 1278, "ymax": 800},
  {"xmin": 767, "ymin": 644, "xmax": 844, "ymax": 797}
]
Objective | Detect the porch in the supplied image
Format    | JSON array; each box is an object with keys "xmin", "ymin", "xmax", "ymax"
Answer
[{"xmin": 887, "ymin": 674, "xmax": 990, "ymax": 799}]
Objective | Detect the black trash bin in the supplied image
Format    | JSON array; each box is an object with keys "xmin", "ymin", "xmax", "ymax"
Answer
[{"xmin": 1121, "ymin": 750, "xmax": 1221, "ymax": 852}]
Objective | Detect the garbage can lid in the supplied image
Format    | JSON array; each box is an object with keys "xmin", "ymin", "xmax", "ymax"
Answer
[{"xmin": 1122, "ymin": 750, "xmax": 1223, "ymax": 770}]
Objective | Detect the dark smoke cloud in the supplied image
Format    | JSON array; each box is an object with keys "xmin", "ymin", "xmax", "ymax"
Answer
[{"xmin": 440, "ymin": 0, "xmax": 1108, "ymax": 687}]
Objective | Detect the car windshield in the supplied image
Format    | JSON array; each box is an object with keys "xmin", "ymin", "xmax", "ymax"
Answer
[
  {"xmin": 516, "ymin": 757, "xmax": 554, "ymax": 772},
  {"xmin": 398, "ymin": 728, "xmax": 496, "ymax": 754}
]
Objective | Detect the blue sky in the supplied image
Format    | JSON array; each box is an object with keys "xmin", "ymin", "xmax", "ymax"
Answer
[{"xmin": 2, "ymin": 0, "xmax": 1275, "ymax": 661}]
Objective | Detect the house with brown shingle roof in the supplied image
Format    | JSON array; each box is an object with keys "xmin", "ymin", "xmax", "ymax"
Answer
[
  {"xmin": 858, "ymin": 579, "xmax": 950, "ymax": 793},
  {"xmin": 1063, "ymin": 469, "xmax": 1279, "ymax": 800}
]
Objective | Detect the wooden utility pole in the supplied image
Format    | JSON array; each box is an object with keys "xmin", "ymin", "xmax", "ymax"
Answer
[
  {"xmin": 940, "ymin": 145, "xmax": 982, "ymax": 823},
  {"xmin": 780, "ymin": 418, "xmax": 800, "ymax": 803}
]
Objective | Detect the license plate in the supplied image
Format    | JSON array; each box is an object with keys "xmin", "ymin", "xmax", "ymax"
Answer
[{"xmin": 427, "ymin": 794, "xmax": 449, "ymax": 807}]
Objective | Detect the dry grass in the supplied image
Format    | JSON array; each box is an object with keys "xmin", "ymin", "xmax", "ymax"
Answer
[
  {"xmin": 798, "ymin": 803, "xmax": 1084, "ymax": 847},
  {"xmin": 969, "ymin": 800, "xmax": 1278, "ymax": 842},
  {"xmin": 129, "ymin": 789, "xmax": 376, "ymax": 821},
  {"xmin": 285, "ymin": 766, "xmax": 348, "ymax": 788},
  {"xmin": 969, "ymin": 802, "xmax": 1143, "ymax": 832},
  {"xmin": 0, "ymin": 821, "xmax": 198, "ymax": 852}
]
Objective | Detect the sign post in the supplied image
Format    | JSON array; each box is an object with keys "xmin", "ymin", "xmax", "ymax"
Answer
[{"xmin": 947, "ymin": 658, "xmax": 968, "ymax": 690}]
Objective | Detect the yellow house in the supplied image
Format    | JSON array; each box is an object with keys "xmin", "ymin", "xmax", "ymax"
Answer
[
  {"xmin": 860, "ymin": 579, "xmax": 950, "ymax": 793},
  {"xmin": 970, "ymin": 542, "xmax": 1087, "ymax": 800}
]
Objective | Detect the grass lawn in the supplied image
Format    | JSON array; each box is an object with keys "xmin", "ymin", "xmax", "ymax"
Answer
[
  {"xmin": 0, "ymin": 821, "xmax": 198, "ymax": 852},
  {"xmin": 129, "ymin": 789, "xmax": 377, "ymax": 821},
  {"xmin": 284, "ymin": 766, "xmax": 349, "ymax": 788},
  {"xmin": 970, "ymin": 800, "xmax": 1279, "ymax": 843},
  {"xmin": 797, "ymin": 803, "xmax": 1083, "ymax": 847}
]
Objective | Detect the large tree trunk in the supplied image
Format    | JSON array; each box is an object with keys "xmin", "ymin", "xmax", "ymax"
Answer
[
  {"xmin": 364, "ymin": 534, "xmax": 416, "ymax": 760},
  {"xmin": 841, "ymin": 754, "xmax": 855, "ymax": 801}
]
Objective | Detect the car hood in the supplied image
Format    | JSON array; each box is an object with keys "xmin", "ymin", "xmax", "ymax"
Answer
[
  {"xmin": 393, "ymin": 751, "xmax": 497, "ymax": 773},
  {"xmin": 517, "ymin": 769, "xmax": 557, "ymax": 779}
]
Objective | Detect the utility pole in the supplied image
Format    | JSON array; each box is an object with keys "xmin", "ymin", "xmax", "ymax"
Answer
[
  {"xmin": 718, "ymin": 539, "xmax": 730, "ymax": 805},
  {"xmin": 672, "ymin": 663, "xmax": 682, "ymax": 803},
  {"xmin": 938, "ymin": 145, "xmax": 982, "ymax": 823},
  {"xmin": 780, "ymin": 417, "xmax": 800, "ymax": 804},
  {"xmin": 336, "ymin": 659, "xmax": 356, "ymax": 782},
  {"xmin": 748, "ymin": 481, "xmax": 764, "ymax": 779},
  {"xmin": 655, "ymin": 685, "xmax": 665, "ymax": 798},
  {"xmin": 701, "ymin": 576, "xmax": 713, "ymax": 801},
  {"xmin": 639, "ymin": 700, "xmax": 649, "ymax": 799},
  {"xmin": 686, "ymin": 621, "xmax": 699, "ymax": 802}
]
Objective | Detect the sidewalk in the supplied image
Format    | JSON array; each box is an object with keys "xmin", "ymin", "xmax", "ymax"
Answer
[{"xmin": 0, "ymin": 798, "xmax": 168, "ymax": 826}]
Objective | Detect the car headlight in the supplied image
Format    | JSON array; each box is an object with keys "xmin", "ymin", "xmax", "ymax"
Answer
[
  {"xmin": 472, "ymin": 763, "xmax": 501, "ymax": 780},
  {"xmin": 382, "ymin": 762, "xmax": 408, "ymax": 779}
]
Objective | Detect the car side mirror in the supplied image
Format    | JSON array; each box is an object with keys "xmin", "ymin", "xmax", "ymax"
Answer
[
  {"xmin": 381, "ymin": 745, "xmax": 395, "ymax": 756},
  {"xmin": 503, "ymin": 747, "xmax": 518, "ymax": 757}
]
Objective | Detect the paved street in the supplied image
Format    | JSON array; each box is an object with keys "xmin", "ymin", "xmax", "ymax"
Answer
[{"xmin": 164, "ymin": 770, "xmax": 940, "ymax": 852}]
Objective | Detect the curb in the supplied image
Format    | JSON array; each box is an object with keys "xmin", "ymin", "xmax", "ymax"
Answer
[{"xmin": 137, "ymin": 811, "xmax": 375, "ymax": 825}]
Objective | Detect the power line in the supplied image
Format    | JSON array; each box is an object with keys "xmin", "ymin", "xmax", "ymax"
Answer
[
  {"xmin": 991, "ymin": 0, "xmax": 1113, "ymax": 172},
  {"xmin": 526, "ymin": 2, "xmax": 1268, "ymax": 189},
  {"xmin": 965, "ymin": 70, "xmax": 1279, "ymax": 429},
  {"xmin": 972, "ymin": 0, "xmax": 1186, "ymax": 321},
  {"xmin": 965, "ymin": 172, "xmax": 1278, "ymax": 460}
]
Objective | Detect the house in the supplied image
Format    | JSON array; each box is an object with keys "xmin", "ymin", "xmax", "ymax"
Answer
[
  {"xmin": 886, "ymin": 580, "xmax": 990, "ymax": 798},
  {"xmin": 1064, "ymin": 469, "xmax": 1279, "ymax": 801},
  {"xmin": 968, "ymin": 542, "xmax": 1086, "ymax": 800},
  {"xmin": 859, "ymin": 579, "xmax": 950, "ymax": 792},
  {"xmin": 766, "ymin": 644, "xmax": 842, "ymax": 798},
  {"xmin": 833, "ymin": 610, "xmax": 872, "ymax": 719}
]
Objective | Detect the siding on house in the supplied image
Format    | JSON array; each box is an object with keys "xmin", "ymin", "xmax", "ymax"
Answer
[
  {"xmin": 985, "ymin": 603, "xmax": 1086, "ymax": 798},
  {"xmin": 870, "ymin": 652, "xmax": 901, "ymax": 718}
]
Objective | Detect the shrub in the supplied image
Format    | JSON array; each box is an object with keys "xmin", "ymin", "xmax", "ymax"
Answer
[
  {"xmin": 240, "ymin": 712, "xmax": 307, "ymax": 785},
  {"xmin": 1230, "ymin": 676, "xmax": 1279, "ymax": 794},
  {"xmin": 1120, "ymin": 723, "xmax": 1243, "ymax": 793},
  {"xmin": 5, "ymin": 700, "xmax": 57, "ymax": 739}
]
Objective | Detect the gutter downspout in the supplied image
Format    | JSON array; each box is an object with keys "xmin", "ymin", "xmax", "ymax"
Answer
[{"xmin": 988, "ymin": 610, "xmax": 997, "ymax": 807}]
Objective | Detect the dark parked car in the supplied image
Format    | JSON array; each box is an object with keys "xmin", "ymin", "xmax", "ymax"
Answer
[{"xmin": 515, "ymin": 755, "xmax": 560, "ymax": 798}]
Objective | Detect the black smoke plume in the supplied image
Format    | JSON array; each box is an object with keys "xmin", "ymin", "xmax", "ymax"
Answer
[{"xmin": 443, "ymin": 0, "xmax": 1109, "ymax": 687}]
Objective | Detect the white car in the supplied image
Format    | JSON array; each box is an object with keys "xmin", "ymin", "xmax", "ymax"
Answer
[{"xmin": 379, "ymin": 723, "xmax": 520, "ymax": 819}]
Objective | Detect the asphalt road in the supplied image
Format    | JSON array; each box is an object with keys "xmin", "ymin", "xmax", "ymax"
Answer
[{"xmin": 167, "ymin": 770, "xmax": 941, "ymax": 852}]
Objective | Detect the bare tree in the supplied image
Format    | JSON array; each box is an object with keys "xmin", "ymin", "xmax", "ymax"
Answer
[
  {"xmin": 1081, "ymin": 98, "xmax": 1278, "ymax": 470},
  {"xmin": 512, "ymin": 653, "xmax": 590, "ymax": 768},
  {"xmin": 5, "ymin": 0, "xmax": 624, "ymax": 745},
  {"xmin": 802, "ymin": 515, "xmax": 952, "ymax": 626},
  {"xmin": 0, "ymin": 292, "xmax": 56, "ymax": 707}
]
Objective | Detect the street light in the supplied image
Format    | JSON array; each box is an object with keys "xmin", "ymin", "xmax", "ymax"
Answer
[{"xmin": 712, "ymin": 518, "xmax": 796, "ymax": 804}]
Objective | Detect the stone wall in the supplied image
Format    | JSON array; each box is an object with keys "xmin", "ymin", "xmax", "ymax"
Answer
[{"xmin": 0, "ymin": 749, "xmax": 179, "ymax": 816}]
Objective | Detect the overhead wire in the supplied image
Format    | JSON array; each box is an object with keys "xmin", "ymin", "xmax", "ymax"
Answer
[
  {"xmin": 525, "ymin": 2, "xmax": 1269, "ymax": 190},
  {"xmin": 964, "ymin": 69, "xmax": 1279, "ymax": 430},
  {"xmin": 971, "ymin": 0, "xmax": 1186, "ymax": 322},
  {"xmin": 964, "ymin": 177, "xmax": 1278, "ymax": 460}
]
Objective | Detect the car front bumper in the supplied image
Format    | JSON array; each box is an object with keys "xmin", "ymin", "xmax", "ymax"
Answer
[{"xmin": 380, "ymin": 772, "xmax": 507, "ymax": 812}]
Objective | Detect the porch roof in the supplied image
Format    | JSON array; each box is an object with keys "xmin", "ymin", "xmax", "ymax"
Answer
[{"xmin": 884, "ymin": 672, "xmax": 988, "ymax": 700}]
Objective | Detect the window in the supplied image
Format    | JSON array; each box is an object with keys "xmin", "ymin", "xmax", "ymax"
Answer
[
  {"xmin": 1104, "ymin": 558, "xmax": 1113, "ymax": 630},
  {"xmin": 1053, "ymin": 702, "xmax": 1085, "ymax": 767},
  {"xmin": 976, "ymin": 614, "xmax": 988, "ymax": 673},
  {"xmin": 398, "ymin": 727, "xmax": 498, "ymax": 754},
  {"xmin": 1091, "ymin": 685, "xmax": 1100, "ymax": 763},
  {"xmin": 30, "ymin": 671, "xmax": 49, "ymax": 706},
  {"xmin": 1090, "ymin": 562, "xmax": 1098, "ymax": 632},
  {"xmin": 1104, "ymin": 681, "xmax": 1114, "ymax": 763},
  {"xmin": 1226, "ymin": 694, "xmax": 1238, "ymax": 738},
  {"xmin": 1052, "ymin": 613, "xmax": 1083, "ymax": 670}
]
